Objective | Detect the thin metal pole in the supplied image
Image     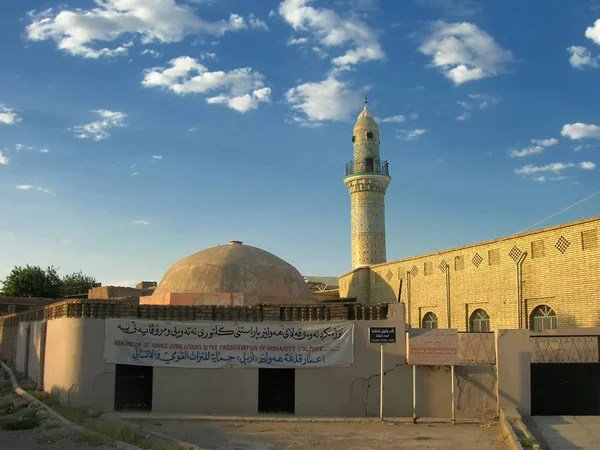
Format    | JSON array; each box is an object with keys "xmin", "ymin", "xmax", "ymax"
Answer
[
  {"xmin": 412, "ymin": 364, "xmax": 417, "ymax": 424},
  {"xmin": 380, "ymin": 343, "xmax": 384, "ymax": 422},
  {"xmin": 451, "ymin": 365, "xmax": 456, "ymax": 425}
]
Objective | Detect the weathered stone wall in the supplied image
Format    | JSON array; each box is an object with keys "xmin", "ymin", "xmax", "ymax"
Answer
[
  {"xmin": 88, "ymin": 286, "xmax": 153, "ymax": 299},
  {"xmin": 0, "ymin": 297, "xmax": 57, "ymax": 316},
  {"xmin": 340, "ymin": 216, "xmax": 600, "ymax": 331}
]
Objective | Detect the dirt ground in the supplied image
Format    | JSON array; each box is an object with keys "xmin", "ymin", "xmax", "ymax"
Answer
[{"xmin": 128, "ymin": 418, "xmax": 509, "ymax": 450}]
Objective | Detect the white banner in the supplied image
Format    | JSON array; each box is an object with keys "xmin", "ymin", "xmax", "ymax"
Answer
[{"xmin": 103, "ymin": 319, "xmax": 354, "ymax": 368}]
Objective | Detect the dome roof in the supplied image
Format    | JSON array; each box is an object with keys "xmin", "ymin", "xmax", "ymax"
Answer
[
  {"xmin": 151, "ymin": 241, "xmax": 314, "ymax": 303},
  {"xmin": 354, "ymin": 105, "xmax": 378, "ymax": 130}
]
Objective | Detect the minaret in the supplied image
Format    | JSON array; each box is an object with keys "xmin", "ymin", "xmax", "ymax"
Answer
[{"xmin": 344, "ymin": 97, "xmax": 391, "ymax": 269}]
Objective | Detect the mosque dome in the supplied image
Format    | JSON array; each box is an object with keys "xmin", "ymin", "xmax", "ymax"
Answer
[{"xmin": 150, "ymin": 241, "xmax": 315, "ymax": 304}]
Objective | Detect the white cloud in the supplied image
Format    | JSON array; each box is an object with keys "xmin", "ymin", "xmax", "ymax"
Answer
[
  {"xmin": 515, "ymin": 163, "xmax": 575, "ymax": 175},
  {"xmin": 26, "ymin": 1, "xmax": 263, "ymax": 59},
  {"xmin": 509, "ymin": 138, "xmax": 558, "ymax": 158},
  {"xmin": 531, "ymin": 138, "xmax": 558, "ymax": 147},
  {"xmin": 561, "ymin": 123, "xmax": 600, "ymax": 140},
  {"xmin": 14, "ymin": 143, "xmax": 48, "ymax": 153},
  {"xmin": 586, "ymin": 19, "xmax": 600, "ymax": 45},
  {"xmin": 16, "ymin": 184, "xmax": 54, "ymax": 194},
  {"xmin": 533, "ymin": 176, "xmax": 568, "ymax": 183},
  {"xmin": 419, "ymin": 21, "xmax": 514, "ymax": 84},
  {"xmin": 312, "ymin": 47, "xmax": 329, "ymax": 59},
  {"xmin": 132, "ymin": 171, "xmax": 140, "ymax": 176},
  {"xmin": 278, "ymin": 0, "xmax": 384, "ymax": 67},
  {"xmin": 133, "ymin": 220, "xmax": 149, "ymax": 225},
  {"xmin": 397, "ymin": 129, "xmax": 427, "ymax": 140},
  {"xmin": 456, "ymin": 111, "xmax": 470, "ymax": 121},
  {"xmin": 248, "ymin": 14, "xmax": 269, "ymax": 31},
  {"xmin": 574, "ymin": 143, "xmax": 593, "ymax": 152},
  {"xmin": 71, "ymin": 110, "xmax": 127, "ymax": 141},
  {"xmin": 381, "ymin": 115, "xmax": 406, "ymax": 123},
  {"xmin": 567, "ymin": 46, "xmax": 599, "ymax": 69},
  {"xmin": 0, "ymin": 152, "xmax": 9, "ymax": 165},
  {"xmin": 0, "ymin": 105, "xmax": 22, "ymax": 125},
  {"xmin": 468, "ymin": 93, "xmax": 501, "ymax": 108},
  {"xmin": 200, "ymin": 52, "xmax": 216, "ymax": 59},
  {"xmin": 515, "ymin": 161, "xmax": 596, "ymax": 178},
  {"xmin": 142, "ymin": 56, "xmax": 271, "ymax": 113},
  {"xmin": 151, "ymin": 155, "xmax": 163, "ymax": 160},
  {"xmin": 140, "ymin": 49, "xmax": 162, "ymax": 58},
  {"xmin": 288, "ymin": 37, "xmax": 308, "ymax": 45},
  {"xmin": 284, "ymin": 75, "xmax": 366, "ymax": 124},
  {"xmin": 580, "ymin": 161, "xmax": 597, "ymax": 170}
]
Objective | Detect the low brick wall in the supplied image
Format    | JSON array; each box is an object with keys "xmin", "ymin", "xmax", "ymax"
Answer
[{"xmin": 0, "ymin": 299, "xmax": 389, "ymax": 365}]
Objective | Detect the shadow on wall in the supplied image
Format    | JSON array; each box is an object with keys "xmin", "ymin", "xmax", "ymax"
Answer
[
  {"xmin": 0, "ymin": 323, "xmax": 19, "ymax": 364},
  {"xmin": 344, "ymin": 269, "xmax": 399, "ymax": 305},
  {"xmin": 370, "ymin": 271, "xmax": 397, "ymax": 304}
]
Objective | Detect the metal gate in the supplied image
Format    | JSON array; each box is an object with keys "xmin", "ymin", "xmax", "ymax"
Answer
[
  {"xmin": 114, "ymin": 364, "xmax": 153, "ymax": 411},
  {"xmin": 530, "ymin": 336, "xmax": 600, "ymax": 415}
]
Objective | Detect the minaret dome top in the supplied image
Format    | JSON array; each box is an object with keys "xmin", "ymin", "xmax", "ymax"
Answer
[{"xmin": 354, "ymin": 96, "xmax": 378, "ymax": 130}]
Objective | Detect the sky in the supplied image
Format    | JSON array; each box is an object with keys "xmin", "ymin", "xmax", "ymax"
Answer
[{"xmin": 0, "ymin": 0, "xmax": 599, "ymax": 287}]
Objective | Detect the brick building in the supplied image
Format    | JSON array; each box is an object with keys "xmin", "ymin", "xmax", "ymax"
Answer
[
  {"xmin": 340, "ymin": 105, "xmax": 599, "ymax": 332},
  {"xmin": 339, "ymin": 215, "xmax": 600, "ymax": 332}
]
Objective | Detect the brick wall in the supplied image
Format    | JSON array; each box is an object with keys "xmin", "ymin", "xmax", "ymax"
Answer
[
  {"xmin": 339, "ymin": 216, "xmax": 600, "ymax": 331},
  {"xmin": 0, "ymin": 297, "xmax": 58, "ymax": 317},
  {"xmin": 0, "ymin": 299, "xmax": 389, "ymax": 363}
]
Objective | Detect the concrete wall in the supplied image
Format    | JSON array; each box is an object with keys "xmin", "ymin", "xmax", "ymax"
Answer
[
  {"xmin": 15, "ymin": 322, "xmax": 30, "ymax": 374},
  {"xmin": 27, "ymin": 321, "xmax": 46, "ymax": 389},
  {"xmin": 152, "ymin": 368, "xmax": 259, "ymax": 415},
  {"xmin": 340, "ymin": 216, "xmax": 600, "ymax": 331},
  {"xmin": 44, "ymin": 318, "xmax": 116, "ymax": 411},
  {"xmin": 496, "ymin": 329, "xmax": 531, "ymax": 416},
  {"xmin": 37, "ymin": 303, "xmax": 498, "ymax": 418}
]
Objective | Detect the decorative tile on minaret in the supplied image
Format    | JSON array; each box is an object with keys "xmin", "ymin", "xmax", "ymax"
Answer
[{"xmin": 344, "ymin": 98, "xmax": 391, "ymax": 269}]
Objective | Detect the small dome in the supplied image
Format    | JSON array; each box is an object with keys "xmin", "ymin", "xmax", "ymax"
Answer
[
  {"xmin": 354, "ymin": 105, "xmax": 378, "ymax": 130},
  {"xmin": 151, "ymin": 241, "xmax": 314, "ymax": 304}
]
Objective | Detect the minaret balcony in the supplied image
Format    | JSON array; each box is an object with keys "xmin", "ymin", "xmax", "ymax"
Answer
[{"xmin": 345, "ymin": 159, "xmax": 390, "ymax": 178}]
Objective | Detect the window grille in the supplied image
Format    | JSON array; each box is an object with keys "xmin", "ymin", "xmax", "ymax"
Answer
[
  {"xmin": 530, "ymin": 305, "xmax": 557, "ymax": 331},
  {"xmin": 422, "ymin": 312, "xmax": 438, "ymax": 329},
  {"xmin": 469, "ymin": 308, "xmax": 490, "ymax": 332}
]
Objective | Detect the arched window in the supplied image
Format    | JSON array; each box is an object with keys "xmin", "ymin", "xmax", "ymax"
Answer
[
  {"xmin": 530, "ymin": 305, "xmax": 557, "ymax": 331},
  {"xmin": 422, "ymin": 312, "xmax": 438, "ymax": 329},
  {"xmin": 469, "ymin": 309, "xmax": 490, "ymax": 332}
]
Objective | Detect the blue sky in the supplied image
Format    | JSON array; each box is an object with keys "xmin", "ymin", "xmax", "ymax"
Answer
[{"xmin": 1, "ymin": 0, "xmax": 599, "ymax": 287}]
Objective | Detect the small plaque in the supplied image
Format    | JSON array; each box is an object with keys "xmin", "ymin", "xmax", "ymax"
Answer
[{"xmin": 369, "ymin": 327, "xmax": 397, "ymax": 344}]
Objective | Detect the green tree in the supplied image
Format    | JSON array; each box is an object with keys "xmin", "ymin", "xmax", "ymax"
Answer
[
  {"xmin": 0, "ymin": 265, "xmax": 62, "ymax": 298},
  {"xmin": 61, "ymin": 270, "xmax": 97, "ymax": 296}
]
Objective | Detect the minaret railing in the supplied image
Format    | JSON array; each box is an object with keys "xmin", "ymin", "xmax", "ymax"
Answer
[{"xmin": 345, "ymin": 159, "xmax": 389, "ymax": 177}]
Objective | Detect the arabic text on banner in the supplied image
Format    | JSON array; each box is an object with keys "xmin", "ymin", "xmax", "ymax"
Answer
[{"xmin": 103, "ymin": 319, "xmax": 355, "ymax": 368}]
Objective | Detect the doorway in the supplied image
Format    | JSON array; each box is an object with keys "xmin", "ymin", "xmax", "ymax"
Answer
[
  {"xmin": 258, "ymin": 368, "xmax": 295, "ymax": 414},
  {"xmin": 531, "ymin": 363, "xmax": 600, "ymax": 415},
  {"xmin": 114, "ymin": 364, "xmax": 153, "ymax": 411}
]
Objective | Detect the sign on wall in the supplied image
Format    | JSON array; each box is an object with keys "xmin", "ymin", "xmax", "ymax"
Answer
[
  {"xmin": 408, "ymin": 329, "xmax": 459, "ymax": 366},
  {"xmin": 103, "ymin": 319, "xmax": 355, "ymax": 369},
  {"xmin": 369, "ymin": 327, "xmax": 396, "ymax": 344}
]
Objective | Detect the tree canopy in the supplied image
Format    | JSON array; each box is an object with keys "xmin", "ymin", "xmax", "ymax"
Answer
[
  {"xmin": 61, "ymin": 270, "xmax": 97, "ymax": 296},
  {"xmin": 0, "ymin": 265, "xmax": 97, "ymax": 298}
]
